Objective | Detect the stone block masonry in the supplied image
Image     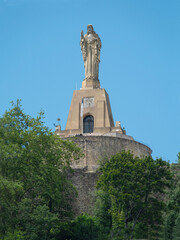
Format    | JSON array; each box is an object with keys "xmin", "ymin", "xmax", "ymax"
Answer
[
  {"xmin": 68, "ymin": 135, "xmax": 152, "ymax": 215},
  {"xmin": 69, "ymin": 169, "xmax": 100, "ymax": 216},
  {"xmin": 70, "ymin": 135, "xmax": 152, "ymax": 171}
]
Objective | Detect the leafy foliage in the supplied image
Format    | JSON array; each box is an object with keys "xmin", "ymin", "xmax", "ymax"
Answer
[
  {"xmin": 93, "ymin": 190, "xmax": 112, "ymax": 239},
  {"xmin": 172, "ymin": 214, "xmax": 180, "ymax": 239},
  {"xmin": 0, "ymin": 100, "xmax": 81, "ymax": 239},
  {"xmin": 163, "ymin": 162, "xmax": 180, "ymax": 240},
  {"xmin": 54, "ymin": 214, "xmax": 98, "ymax": 240},
  {"xmin": 177, "ymin": 152, "xmax": 180, "ymax": 163},
  {"xmin": 3, "ymin": 230, "xmax": 25, "ymax": 240},
  {"xmin": 96, "ymin": 151, "xmax": 171, "ymax": 240},
  {"xmin": 1, "ymin": 100, "xmax": 180, "ymax": 240}
]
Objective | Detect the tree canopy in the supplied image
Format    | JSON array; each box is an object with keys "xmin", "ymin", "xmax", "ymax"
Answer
[
  {"xmin": 163, "ymin": 155, "xmax": 180, "ymax": 240},
  {"xmin": 96, "ymin": 151, "xmax": 171, "ymax": 240},
  {"xmin": 0, "ymin": 100, "xmax": 179, "ymax": 240},
  {"xmin": 0, "ymin": 100, "xmax": 81, "ymax": 239}
]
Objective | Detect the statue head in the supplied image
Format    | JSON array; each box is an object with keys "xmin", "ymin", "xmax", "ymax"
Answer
[{"xmin": 87, "ymin": 24, "xmax": 94, "ymax": 35}]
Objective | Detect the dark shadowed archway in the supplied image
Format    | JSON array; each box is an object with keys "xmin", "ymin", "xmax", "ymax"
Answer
[{"xmin": 83, "ymin": 115, "xmax": 94, "ymax": 133}]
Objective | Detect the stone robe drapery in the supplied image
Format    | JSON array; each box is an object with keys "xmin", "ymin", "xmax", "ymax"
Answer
[{"xmin": 80, "ymin": 26, "xmax": 101, "ymax": 81}]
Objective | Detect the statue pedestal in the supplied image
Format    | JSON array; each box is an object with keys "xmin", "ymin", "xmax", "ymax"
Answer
[
  {"xmin": 58, "ymin": 88, "xmax": 115, "ymax": 137},
  {"xmin": 82, "ymin": 77, "xmax": 100, "ymax": 89}
]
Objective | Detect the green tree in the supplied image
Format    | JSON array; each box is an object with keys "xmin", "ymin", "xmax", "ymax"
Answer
[
  {"xmin": 163, "ymin": 159, "xmax": 180, "ymax": 240},
  {"xmin": 172, "ymin": 214, "xmax": 180, "ymax": 240},
  {"xmin": 97, "ymin": 151, "xmax": 171, "ymax": 240},
  {"xmin": 0, "ymin": 100, "xmax": 81, "ymax": 239},
  {"xmin": 93, "ymin": 190, "xmax": 112, "ymax": 239},
  {"xmin": 54, "ymin": 214, "xmax": 98, "ymax": 240},
  {"xmin": 0, "ymin": 177, "xmax": 24, "ymax": 237},
  {"xmin": 177, "ymin": 152, "xmax": 180, "ymax": 163},
  {"xmin": 17, "ymin": 200, "xmax": 59, "ymax": 240},
  {"xmin": 70, "ymin": 214, "xmax": 98, "ymax": 240},
  {"xmin": 3, "ymin": 230, "xmax": 24, "ymax": 240}
]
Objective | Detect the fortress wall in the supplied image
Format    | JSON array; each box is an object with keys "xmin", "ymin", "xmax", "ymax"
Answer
[
  {"xmin": 69, "ymin": 169, "xmax": 99, "ymax": 216},
  {"xmin": 71, "ymin": 135, "xmax": 152, "ymax": 171},
  {"xmin": 68, "ymin": 135, "xmax": 152, "ymax": 215}
]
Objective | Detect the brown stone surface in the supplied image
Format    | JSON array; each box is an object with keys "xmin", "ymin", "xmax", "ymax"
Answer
[
  {"xmin": 70, "ymin": 135, "xmax": 152, "ymax": 171},
  {"xmin": 82, "ymin": 78, "xmax": 100, "ymax": 89},
  {"xmin": 64, "ymin": 88, "xmax": 115, "ymax": 136},
  {"xmin": 66, "ymin": 134, "xmax": 152, "ymax": 216},
  {"xmin": 69, "ymin": 135, "xmax": 152, "ymax": 216},
  {"xmin": 80, "ymin": 25, "xmax": 101, "ymax": 87},
  {"xmin": 69, "ymin": 169, "xmax": 100, "ymax": 216}
]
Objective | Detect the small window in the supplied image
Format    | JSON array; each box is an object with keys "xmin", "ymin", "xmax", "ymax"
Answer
[{"xmin": 83, "ymin": 115, "xmax": 94, "ymax": 133}]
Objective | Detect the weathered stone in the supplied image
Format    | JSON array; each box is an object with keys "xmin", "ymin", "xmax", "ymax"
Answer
[
  {"xmin": 69, "ymin": 169, "xmax": 100, "ymax": 216},
  {"xmin": 70, "ymin": 135, "xmax": 152, "ymax": 171},
  {"xmin": 60, "ymin": 88, "xmax": 115, "ymax": 137},
  {"xmin": 80, "ymin": 25, "xmax": 101, "ymax": 88}
]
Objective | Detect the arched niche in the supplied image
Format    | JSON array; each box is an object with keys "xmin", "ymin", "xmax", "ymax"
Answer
[{"xmin": 83, "ymin": 115, "xmax": 94, "ymax": 133}]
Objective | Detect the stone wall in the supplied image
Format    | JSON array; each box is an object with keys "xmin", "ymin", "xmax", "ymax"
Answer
[
  {"xmin": 70, "ymin": 135, "xmax": 152, "ymax": 171},
  {"xmin": 69, "ymin": 169, "xmax": 99, "ymax": 216},
  {"xmin": 68, "ymin": 135, "xmax": 152, "ymax": 215}
]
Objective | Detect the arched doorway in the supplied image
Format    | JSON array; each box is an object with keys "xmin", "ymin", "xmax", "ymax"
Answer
[{"xmin": 83, "ymin": 115, "xmax": 94, "ymax": 133}]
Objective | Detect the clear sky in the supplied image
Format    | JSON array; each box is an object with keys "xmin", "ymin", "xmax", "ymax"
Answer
[{"xmin": 0, "ymin": 0, "xmax": 180, "ymax": 163}]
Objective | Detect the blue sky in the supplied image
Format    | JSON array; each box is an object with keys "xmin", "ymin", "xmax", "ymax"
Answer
[{"xmin": 0, "ymin": 0, "xmax": 180, "ymax": 162}]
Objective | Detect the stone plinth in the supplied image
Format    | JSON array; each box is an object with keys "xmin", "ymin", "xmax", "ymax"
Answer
[
  {"xmin": 82, "ymin": 77, "xmax": 100, "ymax": 89},
  {"xmin": 61, "ymin": 88, "xmax": 117, "ymax": 137}
]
